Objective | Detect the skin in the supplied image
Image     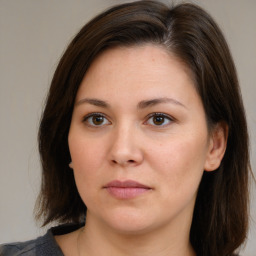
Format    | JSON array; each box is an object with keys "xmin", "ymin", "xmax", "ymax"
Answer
[{"xmin": 56, "ymin": 44, "xmax": 227, "ymax": 256}]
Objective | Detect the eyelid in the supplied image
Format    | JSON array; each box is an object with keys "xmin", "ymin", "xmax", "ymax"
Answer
[
  {"xmin": 81, "ymin": 112, "xmax": 175, "ymax": 127},
  {"xmin": 82, "ymin": 112, "xmax": 111, "ymax": 127},
  {"xmin": 145, "ymin": 112, "xmax": 175, "ymax": 126}
]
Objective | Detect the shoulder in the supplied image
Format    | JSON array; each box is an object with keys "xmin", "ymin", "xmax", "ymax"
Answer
[
  {"xmin": 0, "ymin": 223, "xmax": 83, "ymax": 256},
  {"xmin": 0, "ymin": 237, "xmax": 39, "ymax": 256},
  {"xmin": 0, "ymin": 229, "xmax": 61, "ymax": 256}
]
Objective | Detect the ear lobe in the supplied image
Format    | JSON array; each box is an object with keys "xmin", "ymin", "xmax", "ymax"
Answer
[
  {"xmin": 69, "ymin": 162, "xmax": 74, "ymax": 169},
  {"xmin": 204, "ymin": 122, "xmax": 228, "ymax": 172}
]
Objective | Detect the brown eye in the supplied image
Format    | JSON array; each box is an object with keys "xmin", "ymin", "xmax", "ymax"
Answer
[
  {"xmin": 83, "ymin": 113, "xmax": 111, "ymax": 127},
  {"xmin": 153, "ymin": 116, "xmax": 165, "ymax": 125},
  {"xmin": 146, "ymin": 113, "xmax": 173, "ymax": 127},
  {"xmin": 92, "ymin": 116, "xmax": 104, "ymax": 125}
]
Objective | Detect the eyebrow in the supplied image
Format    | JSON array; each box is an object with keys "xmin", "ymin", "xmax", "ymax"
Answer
[
  {"xmin": 75, "ymin": 97, "xmax": 186, "ymax": 109},
  {"xmin": 76, "ymin": 98, "xmax": 110, "ymax": 108},
  {"xmin": 137, "ymin": 97, "xmax": 186, "ymax": 109}
]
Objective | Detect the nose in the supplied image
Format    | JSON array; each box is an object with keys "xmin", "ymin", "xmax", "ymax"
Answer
[{"xmin": 108, "ymin": 125, "xmax": 144, "ymax": 167}]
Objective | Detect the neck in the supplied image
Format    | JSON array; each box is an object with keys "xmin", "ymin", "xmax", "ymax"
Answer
[{"xmin": 78, "ymin": 214, "xmax": 196, "ymax": 256}]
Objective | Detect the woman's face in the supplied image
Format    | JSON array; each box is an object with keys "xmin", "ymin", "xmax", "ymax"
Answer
[{"xmin": 68, "ymin": 45, "xmax": 213, "ymax": 235}]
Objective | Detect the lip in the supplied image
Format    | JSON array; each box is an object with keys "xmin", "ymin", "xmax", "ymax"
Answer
[{"xmin": 103, "ymin": 180, "xmax": 152, "ymax": 199}]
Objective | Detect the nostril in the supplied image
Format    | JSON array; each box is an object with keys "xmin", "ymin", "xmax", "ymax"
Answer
[{"xmin": 111, "ymin": 159, "xmax": 135, "ymax": 165}]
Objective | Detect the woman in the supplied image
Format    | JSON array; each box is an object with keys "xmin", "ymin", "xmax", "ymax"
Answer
[{"xmin": 0, "ymin": 1, "xmax": 250, "ymax": 255}]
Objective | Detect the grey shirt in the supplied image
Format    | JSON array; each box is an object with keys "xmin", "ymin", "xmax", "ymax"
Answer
[{"xmin": 0, "ymin": 224, "xmax": 82, "ymax": 256}]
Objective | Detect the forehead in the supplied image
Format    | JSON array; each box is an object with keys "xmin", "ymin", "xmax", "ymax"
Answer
[
  {"xmin": 89, "ymin": 44, "xmax": 191, "ymax": 74},
  {"xmin": 78, "ymin": 44, "xmax": 195, "ymax": 94},
  {"xmin": 73, "ymin": 44, "xmax": 204, "ymax": 117}
]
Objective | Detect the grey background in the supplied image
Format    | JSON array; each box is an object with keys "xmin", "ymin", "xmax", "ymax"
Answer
[{"xmin": 0, "ymin": 0, "xmax": 255, "ymax": 255}]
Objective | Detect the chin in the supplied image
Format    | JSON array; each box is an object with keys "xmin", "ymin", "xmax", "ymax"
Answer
[{"xmin": 99, "ymin": 208, "xmax": 161, "ymax": 235}]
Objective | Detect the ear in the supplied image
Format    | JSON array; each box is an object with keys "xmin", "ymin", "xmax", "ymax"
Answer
[
  {"xmin": 204, "ymin": 122, "xmax": 228, "ymax": 172},
  {"xmin": 69, "ymin": 161, "xmax": 74, "ymax": 169}
]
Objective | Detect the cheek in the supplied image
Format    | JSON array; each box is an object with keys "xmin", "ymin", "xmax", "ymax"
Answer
[
  {"xmin": 68, "ymin": 135, "xmax": 104, "ymax": 198},
  {"xmin": 149, "ymin": 133, "xmax": 208, "ymax": 190},
  {"xmin": 69, "ymin": 134, "xmax": 106, "ymax": 172},
  {"xmin": 70, "ymin": 146, "xmax": 103, "ymax": 208}
]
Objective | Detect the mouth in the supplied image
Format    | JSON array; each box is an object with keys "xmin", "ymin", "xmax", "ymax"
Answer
[{"xmin": 103, "ymin": 180, "xmax": 152, "ymax": 199}]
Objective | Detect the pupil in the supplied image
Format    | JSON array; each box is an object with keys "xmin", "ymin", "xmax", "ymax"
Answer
[
  {"xmin": 154, "ymin": 116, "xmax": 164, "ymax": 125},
  {"xmin": 93, "ymin": 116, "xmax": 103, "ymax": 125}
]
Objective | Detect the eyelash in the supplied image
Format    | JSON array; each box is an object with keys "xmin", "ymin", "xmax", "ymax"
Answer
[
  {"xmin": 82, "ymin": 112, "xmax": 174, "ymax": 127},
  {"xmin": 82, "ymin": 112, "xmax": 111, "ymax": 127},
  {"xmin": 145, "ymin": 112, "xmax": 174, "ymax": 127}
]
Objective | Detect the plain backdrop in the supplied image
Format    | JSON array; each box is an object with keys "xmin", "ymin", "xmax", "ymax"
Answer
[{"xmin": 0, "ymin": 0, "xmax": 255, "ymax": 255}]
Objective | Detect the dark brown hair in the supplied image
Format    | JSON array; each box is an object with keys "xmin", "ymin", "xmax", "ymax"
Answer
[{"xmin": 36, "ymin": 1, "xmax": 250, "ymax": 255}]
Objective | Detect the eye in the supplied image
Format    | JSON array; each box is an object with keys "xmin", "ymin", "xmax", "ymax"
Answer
[
  {"xmin": 146, "ymin": 113, "xmax": 173, "ymax": 127},
  {"xmin": 83, "ymin": 113, "xmax": 111, "ymax": 127}
]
